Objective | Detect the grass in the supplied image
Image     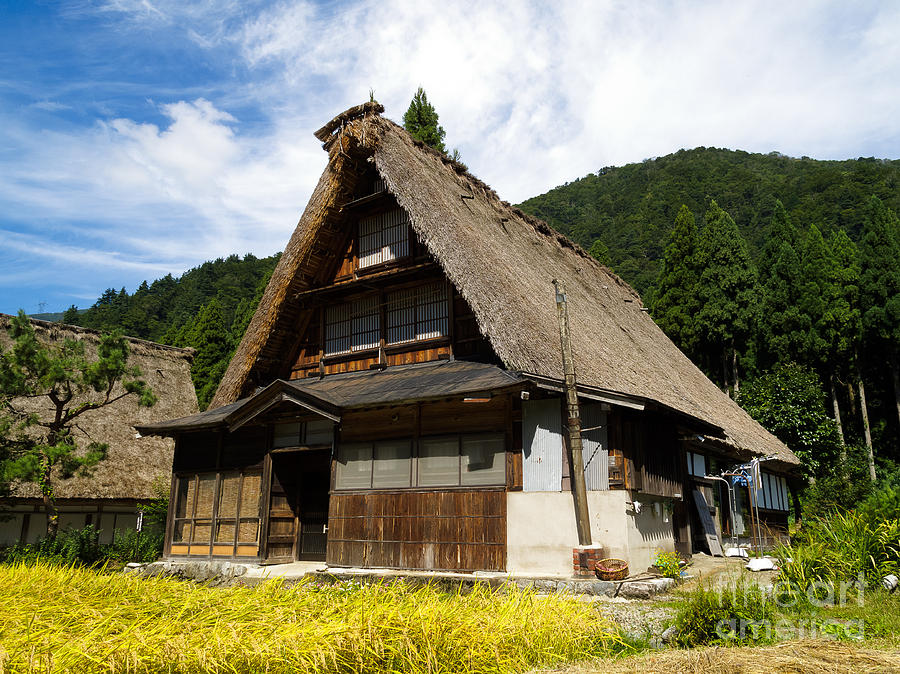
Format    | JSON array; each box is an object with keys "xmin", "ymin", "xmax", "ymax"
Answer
[{"xmin": 0, "ymin": 562, "xmax": 629, "ymax": 673}]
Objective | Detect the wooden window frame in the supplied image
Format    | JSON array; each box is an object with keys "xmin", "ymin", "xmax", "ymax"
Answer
[
  {"xmin": 170, "ymin": 468, "xmax": 263, "ymax": 558},
  {"xmin": 334, "ymin": 432, "xmax": 506, "ymax": 492}
]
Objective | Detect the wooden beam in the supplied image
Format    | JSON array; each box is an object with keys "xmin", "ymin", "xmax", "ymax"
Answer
[{"xmin": 553, "ymin": 280, "xmax": 592, "ymax": 546}]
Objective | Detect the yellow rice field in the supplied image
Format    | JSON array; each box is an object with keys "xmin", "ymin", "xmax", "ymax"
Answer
[{"xmin": 0, "ymin": 563, "xmax": 625, "ymax": 673}]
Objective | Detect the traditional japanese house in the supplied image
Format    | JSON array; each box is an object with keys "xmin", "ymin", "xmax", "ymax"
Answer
[
  {"xmin": 0, "ymin": 316, "xmax": 197, "ymax": 546},
  {"xmin": 138, "ymin": 103, "xmax": 800, "ymax": 576}
]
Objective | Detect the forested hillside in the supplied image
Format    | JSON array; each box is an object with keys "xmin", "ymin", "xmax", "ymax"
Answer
[
  {"xmin": 67, "ymin": 253, "xmax": 279, "ymax": 409},
  {"xmin": 518, "ymin": 148, "xmax": 900, "ymax": 300}
]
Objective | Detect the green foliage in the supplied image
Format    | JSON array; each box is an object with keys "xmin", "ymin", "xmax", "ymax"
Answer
[
  {"xmin": 403, "ymin": 87, "xmax": 446, "ymax": 153},
  {"xmin": 859, "ymin": 196, "xmax": 900, "ymax": 346},
  {"xmin": 802, "ymin": 443, "xmax": 873, "ymax": 514},
  {"xmin": 775, "ymin": 507, "xmax": 900, "ymax": 594},
  {"xmin": 652, "ymin": 550, "xmax": 681, "ymax": 579},
  {"xmin": 0, "ymin": 525, "xmax": 163, "ymax": 566},
  {"xmin": 674, "ymin": 581, "xmax": 776, "ymax": 647},
  {"xmin": 0, "ymin": 312, "xmax": 156, "ymax": 535},
  {"xmin": 650, "ymin": 205, "xmax": 702, "ymax": 359},
  {"xmin": 695, "ymin": 201, "xmax": 758, "ymax": 386},
  {"xmin": 70, "ymin": 253, "xmax": 278, "ymax": 406},
  {"xmin": 738, "ymin": 363, "xmax": 841, "ymax": 479}
]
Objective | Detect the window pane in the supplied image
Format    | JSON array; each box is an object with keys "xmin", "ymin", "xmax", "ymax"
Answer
[
  {"xmin": 215, "ymin": 520, "xmax": 236, "ymax": 543},
  {"xmin": 373, "ymin": 440, "xmax": 412, "ymax": 488},
  {"xmin": 174, "ymin": 476, "xmax": 195, "ymax": 518},
  {"xmin": 305, "ymin": 419, "xmax": 334, "ymax": 446},
  {"xmin": 350, "ymin": 296, "xmax": 380, "ymax": 352},
  {"xmin": 325, "ymin": 304, "xmax": 351, "ymax": 355},
  {"xmin": 359, "ymin": 209, "xmax": 409, "ymax": 268},
  {"xmin": 195, "ymin": 474, "xmax": 216, "ymax": 518},
  {"xmin": 173, "ymin": 520, "xmax": 191, "ymax": 543},
  {"xmin": 386, "ymin": 287, "xmax": 416, "ymax": 345},
  {"xmin": 461, "ymin": 435, "xmax": 505, "ymax": 486},
  {"xmin": 218, "ymin": 472, "xmax": 240, "ymax": 519},
  {"xmin": 240, "ymin": 472, "xmax": 261, "ymax": 518},
  {"xmin": 418, "ymin": 437, "xmax": 460, "ymax": 487},
  {"xmin": 273, "ymin": 422, "xmax": 301, "ymax": 448},
  {"xmin": 192, "ymin": 520, "xmax": 212, "ymax": 543},
  {"xmin": 238, "ymin": 519, "xmax": 259, "ymax": 543},
  {"xmin": 335, "ymin": 443, "xmax": 373, "ymax": 489},
  {"xmin": 416, "ymin": 283, "xmax": 448, "ymax": 340}
]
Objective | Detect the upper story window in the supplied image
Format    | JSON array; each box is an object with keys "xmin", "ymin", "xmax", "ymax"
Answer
[
  {"xmin": 325, "ymin": 295, "xmax": 380, "ymax": 355},
  {"xmin": 386, "ymin": 283, "xmax": 448, "ymax": 345},
  {"xmin": 358, "ymin": 209, "xmax": 410, "ymax": 269}
]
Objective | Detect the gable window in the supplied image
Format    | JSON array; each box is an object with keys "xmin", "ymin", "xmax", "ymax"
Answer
[
  {"xmin": 325, "ymin": 296, "xmax": 380, "ymax": 355},
  {"xmin": 387, "ymin": 283, "xmax": 448, "ymax": 345},
  {"xmin": 359, "ymin": 208, "xmax": 410, "ymax": 268}
]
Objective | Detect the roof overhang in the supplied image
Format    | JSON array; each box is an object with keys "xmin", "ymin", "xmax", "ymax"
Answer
[
  {"xmin": 519, "ymin": 371, "xmax": 725, "ymax": 438},
  {"xmin": 223, "ymin": 380, "xmax": 341, "ymax": 431}
]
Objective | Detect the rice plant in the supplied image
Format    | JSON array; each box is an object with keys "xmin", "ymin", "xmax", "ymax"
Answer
[{"xmin": 0, "ymin": 562, "xmax": 627, "ymax": 673}]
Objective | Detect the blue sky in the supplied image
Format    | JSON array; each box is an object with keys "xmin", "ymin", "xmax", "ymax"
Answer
[{"xmin": 2, "ymin": 1, "xmax": 900, "ymax": 315}]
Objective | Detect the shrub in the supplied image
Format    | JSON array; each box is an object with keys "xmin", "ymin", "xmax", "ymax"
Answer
[
  {"xmin": 0, "ymin": 525, "xmax": 164, "ymax": 566},
  {"xmin": 674, "ymin": 582, "xmax": 776, "ymax": 647},
  {"xmin": 653, "ymin": 551, "xmax": 681, "ymax": 579},
  {"xmin": 775, "ymin": 508, "xmax": 900, "ymax": 597}
]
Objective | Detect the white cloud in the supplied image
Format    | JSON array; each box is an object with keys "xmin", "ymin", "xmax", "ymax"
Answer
[{"xmin": 3, "ymin": 0, "xmax": 900, "ymax": 312}]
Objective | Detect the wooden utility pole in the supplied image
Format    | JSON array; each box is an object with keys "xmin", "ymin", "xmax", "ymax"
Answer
[{"xmin": 553, "ymin": 280, "xmax": 592, "ymax": 546}]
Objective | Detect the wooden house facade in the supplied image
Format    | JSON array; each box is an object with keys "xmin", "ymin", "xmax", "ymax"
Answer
[{"xmin": 138, "ymin": 103, "xmax": 799, "ymax": 575}]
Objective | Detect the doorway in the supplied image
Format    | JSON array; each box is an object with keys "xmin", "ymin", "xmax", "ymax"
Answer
[{"xmin": 266, "ymin": 449, "xmax": 331, "ymax": 562}]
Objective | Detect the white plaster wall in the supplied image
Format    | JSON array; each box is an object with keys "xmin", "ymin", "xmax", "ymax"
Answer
[{"xmin": 506, "ymin": 491, "xmax": 676, "ymax": 577}]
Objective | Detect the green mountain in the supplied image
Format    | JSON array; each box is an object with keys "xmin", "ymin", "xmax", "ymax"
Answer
[{"xmin": 517, "ymin": 148, "xmax": 900, "ymax": 301}]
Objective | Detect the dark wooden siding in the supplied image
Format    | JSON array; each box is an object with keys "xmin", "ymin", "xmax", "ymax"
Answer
[
  {"xmin": 327, "ymin": 490, "xmax": 506, "ymax": 571},
  {"xmin": 607, "ymin": 410, "xmax": 682, "ymax": 498}
]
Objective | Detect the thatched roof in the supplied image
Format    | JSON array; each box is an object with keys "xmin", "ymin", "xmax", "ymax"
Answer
[
  {"xmin": 212, "ymin": 103, "xmax": 799, "ymax": 467},
  {"xmin": 0, "ymin": 315, "xmax": 198, "ymax": 500}
]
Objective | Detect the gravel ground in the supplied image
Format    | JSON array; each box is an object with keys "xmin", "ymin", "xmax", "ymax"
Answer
[{"xmin": 587, "ymin": 596, "xmax": 677, "ymax": 640}]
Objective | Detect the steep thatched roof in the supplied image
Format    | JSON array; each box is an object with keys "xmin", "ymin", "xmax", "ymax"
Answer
[
  {"xmin": 0, "ymin": 315, "xmax": 198, "ymax": 500},
  {"xmin": 212, "ymin": 104, "xmax": 799, "ymax": 467}
]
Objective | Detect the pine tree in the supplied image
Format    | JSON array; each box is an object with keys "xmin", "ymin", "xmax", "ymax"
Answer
[
  {"xmin": 821, "ymin": 230, "xmax": 861, "ymax": 448},
  {"xmin": 403, "ymin": 87, "xmax": 446, "ymax": 152},
  {"xmin": 757, "ymin": 201, "xmax": 805, "ymax": 370},
  {"xmin": 650, "ymin": 205, "xmax": 702, "ymax": 359},
  {"xmin": 696, "ymin": 201, "xmax": 758, "ymax": 394},
  {"xmin": 61, "ymin": 305, "xmax": 79, "ymax": 325},
  {"xmin": 858, "ymin": 196, "xmax": 900, "ymax": 479},
  {"xmin": 182, "ymin": 299, "xmax": 230, "ymax": 411}
]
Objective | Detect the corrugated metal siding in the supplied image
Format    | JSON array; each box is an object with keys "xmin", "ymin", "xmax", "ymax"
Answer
[
  {"xmin": 523, "ymin": 399, "xmax": 562, "ymax": 491},
  {"xmin": 581, "ymin": 403, "xmax": 609, "ymax": 490}
]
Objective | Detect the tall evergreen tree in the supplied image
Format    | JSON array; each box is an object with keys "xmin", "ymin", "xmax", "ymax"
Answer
[
  {"xmin": 650, "ymin": 205, "xmax": 702, "ymax": 359},
  {"xmin": 180, "ymin": 299, "xmax": 230, "ymax": 410},
  {"xmin": 757, "ymin": 201, "xmax": 805, "ymax": 370},
  {"xmin": 821, "ymin": 230, "xmax": 861, "ymax": 448},
  {"xmin": 403, "ymin": 87, "xmax": 446, "ymax": 153},
  {"xmin": 858, "ymin": 196, "xmax": 900, "ymax": 441},
  {"xmin": 696, "ymin": 201, "xmax": 758, "ymax": 394}
]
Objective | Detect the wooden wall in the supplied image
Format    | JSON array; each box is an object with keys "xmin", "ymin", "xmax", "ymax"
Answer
[
  {"xmin": 607, "ymin": 410, "xmax": 682, "ymax": 498},
  {"xmin": 328, "ymin": 395, "xmax": 514, "ymax": 572},
  {"xmin": 327, "ymin": 490, "xmax": 506, "ymax": 571}
]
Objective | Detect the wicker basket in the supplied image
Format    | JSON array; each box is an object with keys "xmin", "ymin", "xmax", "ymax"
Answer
[{"xmin": 594, "ymin": 558, "xmax": 629, "ymax": 581}]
